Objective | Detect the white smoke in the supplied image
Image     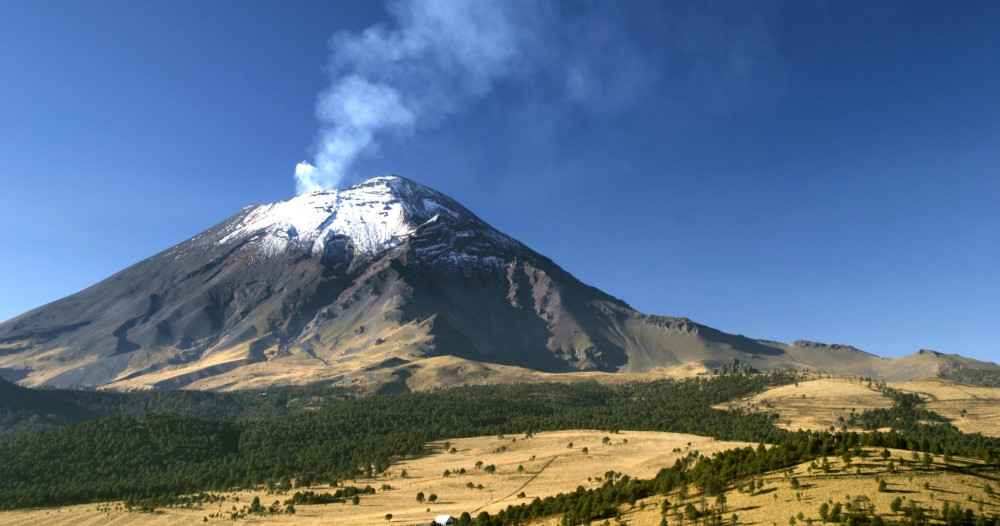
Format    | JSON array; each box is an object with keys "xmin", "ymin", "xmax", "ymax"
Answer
[
  {"xmin": 295, "ymin": 0, "xmax": 535, "ymax": 193},
  {"xmin": 295, "ymin": 1, "xmax": 783, "ymax": 193}
]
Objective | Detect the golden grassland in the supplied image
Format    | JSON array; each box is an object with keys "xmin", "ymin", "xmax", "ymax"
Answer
[
  {"xmin": 887, "ymin": 380, "xmax": 1000, "ymax": 438},
  {"xmin": 530, "ymin": 449, "xmax": 1000, "ymax": 526},
  {"xmin": 712, "ymin": 378, "xmax": 894, "ymax": 433},
  {"xmin": 715, "ymin": 377, "xmax": 1000, "ymax": 437},
  {"xmin": 5, "ymin": 442, "xmax": 997, "ymax": 526},
  {"xmin": 0, "ymin": 430, "xmax": 752, "ymax": 526}
]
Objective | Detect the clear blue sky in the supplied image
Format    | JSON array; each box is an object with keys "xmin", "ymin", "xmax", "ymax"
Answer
[{"xmin": 1, "ymin": 1, "xmax": 997, "ymax": 362}]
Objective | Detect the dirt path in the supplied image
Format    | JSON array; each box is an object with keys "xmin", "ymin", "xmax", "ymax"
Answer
[{"xmin": 477, "ymin": 453, "xmax": 561, "ymax": 512}]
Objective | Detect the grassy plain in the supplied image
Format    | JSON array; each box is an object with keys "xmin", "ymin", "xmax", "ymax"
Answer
[{"xmin": 0, "ymin": 430, "xmax": 752, "ymax": 526}]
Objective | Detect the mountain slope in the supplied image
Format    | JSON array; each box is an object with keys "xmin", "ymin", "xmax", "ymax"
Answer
[{"xmin": 0, "ymin": 175, "xmax": 995, "ymax": 390}]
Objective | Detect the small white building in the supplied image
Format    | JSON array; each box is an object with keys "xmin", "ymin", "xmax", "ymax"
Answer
[{"xmin": 433, "ymin": 515, "xmax": 455, "ymax": 525}]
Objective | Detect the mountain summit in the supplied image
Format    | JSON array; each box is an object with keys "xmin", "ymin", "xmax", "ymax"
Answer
[
  {"xmin": 0, "ymin": 176, "xmax": 995, "ymax": 390},
  {"xmin": 218, "ymin": 175, "xmax": 518, "ymax": 260}
]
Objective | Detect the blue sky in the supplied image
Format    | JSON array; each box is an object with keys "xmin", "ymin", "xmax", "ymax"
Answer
[{"xmin": 1, "ymin": 1, "xmax": 997, "ymax": 363}]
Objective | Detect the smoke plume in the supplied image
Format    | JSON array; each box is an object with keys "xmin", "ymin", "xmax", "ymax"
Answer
[
  {"xmin": 295, "ymin": 0, "xmax": 536, "ymax": 193},
  {"xmin": 295, "ymin": 0, "xmax": 782, "ymax": 193}
]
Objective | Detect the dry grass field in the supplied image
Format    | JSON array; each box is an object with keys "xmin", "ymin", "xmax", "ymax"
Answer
[
  {"xmin": 533, "ymin": 449, "xmax": 1000, "ymax": 526},
  {"xmin": 0, "ymin": 430, "xmax": 752, "ymax": 526},
  {"xmin": 713, "ymin": 377, "xmax": 894, "ymax": 432},
  {"xmin": 5, "ymin": 445, "xmax": 997, "ymax": 526},
  {"xmin": 888, "ymin": 379, "xmax": 1000, "ymax": 437},
  {"xmin": 720, "ymin": 377, "xmax": 1000, "ymax": 438}
]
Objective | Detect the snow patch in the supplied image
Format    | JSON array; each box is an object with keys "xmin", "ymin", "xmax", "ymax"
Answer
[{"xmin": 217, "ymin": 176, "xmax": 466, "ymax": 257}]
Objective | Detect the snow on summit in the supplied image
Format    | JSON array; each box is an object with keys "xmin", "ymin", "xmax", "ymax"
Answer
[{"xmin": 219, "ymin": 175, "xmax": 458, "ymax": 257}]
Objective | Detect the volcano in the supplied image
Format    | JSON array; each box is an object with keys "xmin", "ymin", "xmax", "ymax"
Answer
[{"xmin": 0, "ymin": 175, "xmax": 994, "ymax": 390}]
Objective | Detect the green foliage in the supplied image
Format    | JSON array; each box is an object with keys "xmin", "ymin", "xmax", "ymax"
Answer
[
  {"xmin": 284, "ymin": 486, "xmax": 374, "ymax": 505},
  {"xmin": 939, "ymin": 367, "xmax": 1000, "ymax": 388},
  {"xmin": 0, "ymin": 378, "xmax": 98, "ymax": 440},
  {"xmin": 685, "ymin": 503, "xmax": 700, "ymax": 521},
  {"xmin": 0, "ymin": 377, "xmax": 355, "ymax": 441},
  {"xmin": 712, "ymin": 359, "xmax": 761, "ymax": 376},
  {"xmin": 0, "ymin": 413, "xmax": 240, "ymax": 507}
]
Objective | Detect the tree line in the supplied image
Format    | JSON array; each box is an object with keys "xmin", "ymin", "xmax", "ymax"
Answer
[
  {"xmin": 0, "ymin": 372, "xmax": 798, "ymax": 509},
  {"xmin": 0, "ymin": 376, "xmax": 356, "ymax": 441}
]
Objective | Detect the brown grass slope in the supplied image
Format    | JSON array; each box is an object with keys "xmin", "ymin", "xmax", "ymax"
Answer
[{"xmin": 719, "ymin": 376, "xmax": 1000, "ymax": 438}]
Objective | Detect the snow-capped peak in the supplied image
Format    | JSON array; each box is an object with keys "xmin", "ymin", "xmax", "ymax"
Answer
[{"xmin": 218, "ymin": 175, "xmax": 463, "ymax": 257}]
